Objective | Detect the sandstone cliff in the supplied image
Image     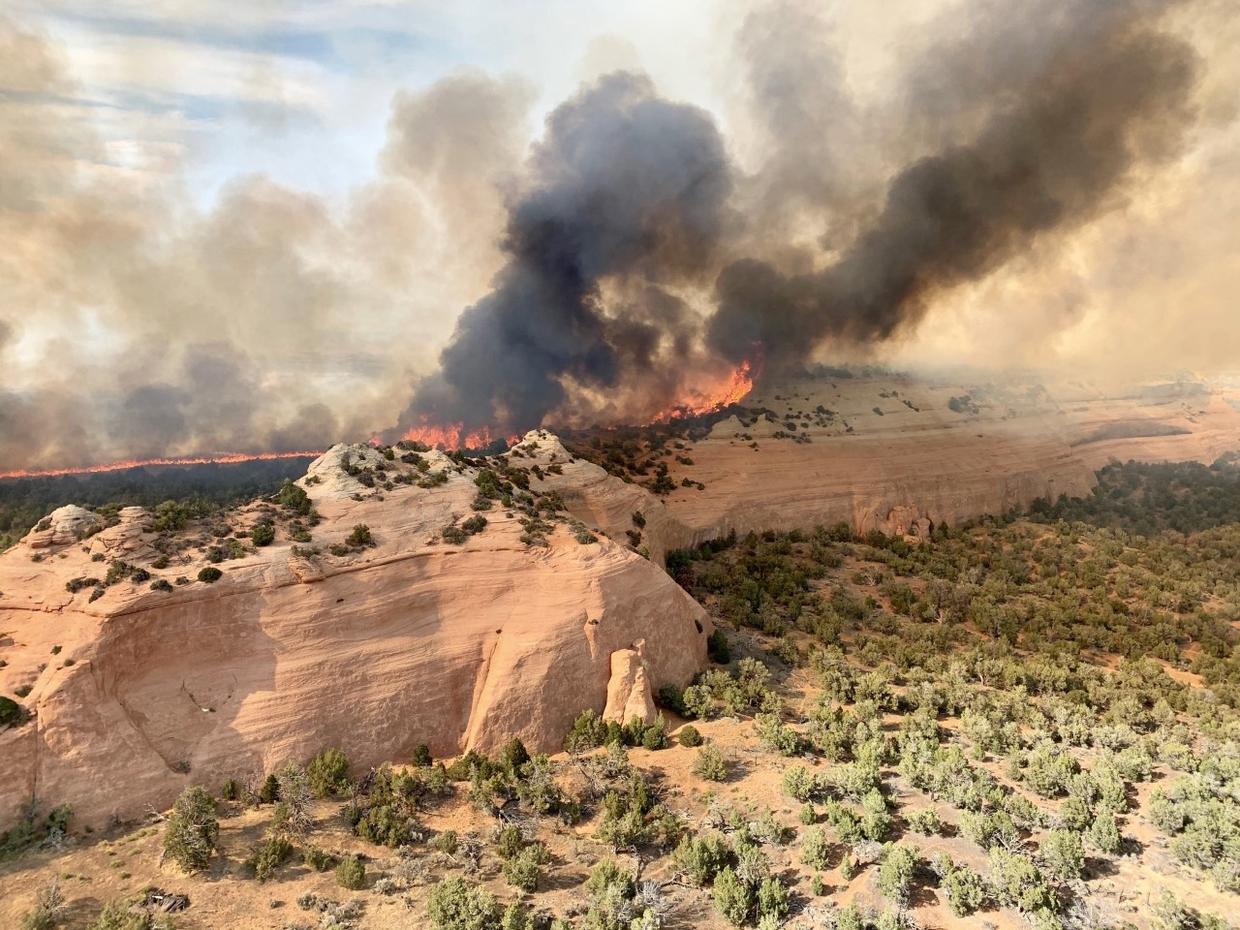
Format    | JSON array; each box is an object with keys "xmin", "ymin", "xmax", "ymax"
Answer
[
  {"xmin": 641, "ymin": 375, "xmax": 1240, "ymax": 544},
  {"xmin": 0, "ymin": 434, "xmax": 709, "ymax": 828}
]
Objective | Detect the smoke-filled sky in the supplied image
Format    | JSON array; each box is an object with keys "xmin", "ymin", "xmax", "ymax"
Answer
[{"xmin": 2, "ymin": 0, "xmax": 1237, "ymax": 468}]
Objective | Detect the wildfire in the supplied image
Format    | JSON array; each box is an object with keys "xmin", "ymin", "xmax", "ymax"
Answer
[
  {"xmin": 401, "ymin": 421, "xmax": 504, "ymax": 450},
  {"xmin": 0, "ymin": 450, "xmax": 324, "ymax": 482},
  {"xmin": 650, "ymin": 360, "xmax": 755, "ymax": 424}
]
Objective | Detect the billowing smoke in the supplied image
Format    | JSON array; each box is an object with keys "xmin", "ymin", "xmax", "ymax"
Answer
[
  {"xmin": 1, "ymin": 0, "xmax": 1233, "ymax": 469},
  {"xmin": 708, "ymin": 0, "xmax": 1202, "ymax": 368},
  {"xmin": 401, "ymin": 0, "xmax": 1212, "ymax": 438},
  {"xmin": 0, "ymin": 14, "xmax": 530, "ymax": 470},
  {"xmin": 393, "ymin": 72, "xmax": 732, "ymax": 440}
]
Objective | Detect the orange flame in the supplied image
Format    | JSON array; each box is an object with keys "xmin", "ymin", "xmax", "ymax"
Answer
[
  {"xmin": 650, "ymin": 360, "xmax": 755, "ymax": 424},
  {"xmin": 2, "ymin": 365, "xmax": 755, "ymax": 480},
  {"xmin": 401, "ymin": 420, "xmax": 503, "ymax": 450},
  {"xmin": 0, "ymin": 450, "xmax": 324, "ymax": 482}
]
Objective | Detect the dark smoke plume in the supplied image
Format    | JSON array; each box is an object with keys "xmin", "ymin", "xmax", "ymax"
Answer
[
  {"xmin": 399, "ymin": 0, "xmax": 1205, "ymax": 437},
  {"xmin": 393, "ymin": 72, "xmax": 732, "ymax": 439},
  {"xmin": 708, "ymin": 1, "xmax": 1201, "ymax": 367},
  {"xmin": 2, "ymin": 1, "xmax": 1227, "ymax": 469}
]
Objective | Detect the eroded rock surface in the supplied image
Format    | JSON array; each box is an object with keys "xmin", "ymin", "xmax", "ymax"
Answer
[
  {"xmin": 0, "ymin": 435, "xmax": 709, "ymax": 828},
  {"xmin": 602, "ymin": 644, "xmax": 657, "ymax": 726}
]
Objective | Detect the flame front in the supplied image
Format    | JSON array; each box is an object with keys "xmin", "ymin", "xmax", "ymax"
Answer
[
  {"xmin": 401, "ymin": 420, "xmax": 500, "ymax": 450},
  {"xmin": 0, "ymin": 450, "xmax": 324, "ymax": 482},
  {"xmin": 2, "ymin": 364, "xmax": 755, "ymax": 478},
  {"xmin": 650, "ymin": 360, "xmax": 755, "ymax": 424}
]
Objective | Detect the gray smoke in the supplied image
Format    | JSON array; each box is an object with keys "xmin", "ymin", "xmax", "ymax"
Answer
[
  {"xmin": 708, "ymin": 0, "xmax": 1201, "ymax": 367},
  {"xmin": 0, "ymin": 13, "xmax": 531, "ymax": 470},
  {"xmin": 1, "ymin": 1, "xmax": 1227, "ymax": 467},
  {"xmin": 394, "ymin": 72, "xmax": 732, "ymax": 439},
  {"xmin": 401, "ymin": 0, "xmax": 1206, "ymax": 438}
]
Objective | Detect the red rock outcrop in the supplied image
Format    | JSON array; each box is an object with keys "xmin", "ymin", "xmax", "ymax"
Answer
[{"xmin": 0, "ymin": 435, "xmax": 709, "ymax": 828}]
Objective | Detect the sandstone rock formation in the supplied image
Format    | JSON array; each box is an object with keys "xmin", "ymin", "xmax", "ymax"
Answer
[
  {"xmin": 602, "ymin": 643, "xmax": 658, "ymax": 726},
  {"xmin": 636, "ymin": 375, "xmax": 1240, "ymax": 543},
  {"xmin": 0, "ymin": 434, "xmax": 710, "ymax": 828},
  {"xmin": 23, "ymin": 505, "xmax": 103, "ymax": 549}
]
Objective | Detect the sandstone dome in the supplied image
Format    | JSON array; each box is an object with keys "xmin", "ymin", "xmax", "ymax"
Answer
[{"xmin": 0, "ymin": 432, "xmax": 710, "ymax": 828}]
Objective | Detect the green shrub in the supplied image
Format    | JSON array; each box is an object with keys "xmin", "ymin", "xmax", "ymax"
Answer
[
  {"xmin": 502, "ymin": 843, "xmax": 548, "ymax": 892},
  {"xmin": 335, "ymin": 854, "xmax": 366, "ymax": 889},
  {"xmin": 276, "ymin": 480, "xmax": 312, "ymax": 515},
  {"xmin": 801, "ymin": 825, "xmax": 833, "ymax": 870},
  {"xmin": 906, "ymin": 808, "xmax": 942, "ymax": 836},
  {"xmin": 258, "ymin": 773, "xmax": 279, "ymax": 804},
  {"xmin": 877, "ymin": 844, "xmax": 920, "ymax": 905},
  {"xmin": 303, "ymin": 846, "xmax": 337, "ymax": 871},
  {"xmin": 639, "ymin": 716, "xmax": 668, "ymax": 750},
  {"xmin": 196, "ymin": 566, "xmax": 222, "ymax": 583},
  {"xmin": 679, "ymin": 724, "xmax": 703, "ymax": 747},
  {"xmin": 250, "ymin": 522, "xmax": 275, "ymax": 546},
  {"xmin": 564, "ymin": 709, "xmax": 608, "ymax": 754},
  {"xmin": 501, "ymin": 903, "xmax": 532, "ymax": 930},
  {"xmin": 1088, "ymin": 811, "xmax": 1122, "ymax": 855},
  {"xmin": 673, "ymin": 832, "xmax": 730, "ymax": 885},
  {"xmin": 249, "ymin": 835, "xmax": 293, "ymax": 881},
  {"xmin": 307, "ymin": 748, "xmax": 350, "ymax": 798},
  {"xmin": 988, "ymin": 847, "xmax": 1056, "ymax": 914},
  {"xmin": 693, "ymin": 744, "xmax": 728, "ymax": 781},
  {"xmin": 1, "ymin": 696, "xmax": 25, "ymax": 728},
  {"xmin": 90, "ymin": 900, "xmax": 150, "ymax": 930},
  {"xmin": 432, "ymin": 830, "xmax": 459, "ymax": 855},
  {"xmin": 1040, "ymin": 829, "xmax": 1085, "ymax": 882},
  {"xmin": 346, "ymin": 524, "xmax": 374, "ymax": 547},
  {"xmin": 707, "ymin": 629, "xmax": 731, "ymax": 664},
  {"xmin": 163, "ymin": 785, "xmax": 219, "ymax": 872},
  {"xmin": 712, "ymin": 866, "xmax": 752, "ymax": 926},
  {"xmin": 498, "ymin": 738, "xmax": 531, "ymax": 775},
  {"xmin": 427, "ymin": 876, "xmax": 501, "ymax": 930},
  {"xmin": 494, "ymin": 824, "xmax": 526, "ymax": 860},
  {"xmin": 938, "ymin": 859, "xmax": 987, "ymax": 917},
  {"xmin": 413, "ymin": 743, "xmax": 433, "ymax": 767},
  {"xmin": 757, "ymin": 876, "xmax": 790, "ymax": 920}
]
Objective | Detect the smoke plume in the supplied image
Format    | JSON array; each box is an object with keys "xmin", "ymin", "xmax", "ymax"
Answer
[
  {"xmin": 393, "ymin": 72, "xmax": 732, "ymax": 440},
  {"xmin": 708, "ymin": 0, "xmax": 1201, "ymax": 367},
  {"xmin": 0, "ymin": 0, "xmax": 1233, "ymax": 469}
]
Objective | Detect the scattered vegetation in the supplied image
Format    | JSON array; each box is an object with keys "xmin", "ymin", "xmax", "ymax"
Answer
[{"xmin": 7, "ymin": 457, "xmax": 1240, "ymax": 928}]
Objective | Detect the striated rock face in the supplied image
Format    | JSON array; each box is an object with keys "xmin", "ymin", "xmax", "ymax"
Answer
[
  {"xmin": 23, "ymin": 506, "xmax": 103, "ymax": 549},
  {"xmin": 633, "ymin": 376, "xmax": 1240, "ymax": 545},
  {"xmin": 0, "ymin": 436, "xmax": 710, "ymax": 829}
]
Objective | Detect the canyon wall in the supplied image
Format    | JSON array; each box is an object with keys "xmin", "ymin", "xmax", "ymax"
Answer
[{"xmin": 642, "ymin": 376, "xmax": 1240, "ymax": 546}]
